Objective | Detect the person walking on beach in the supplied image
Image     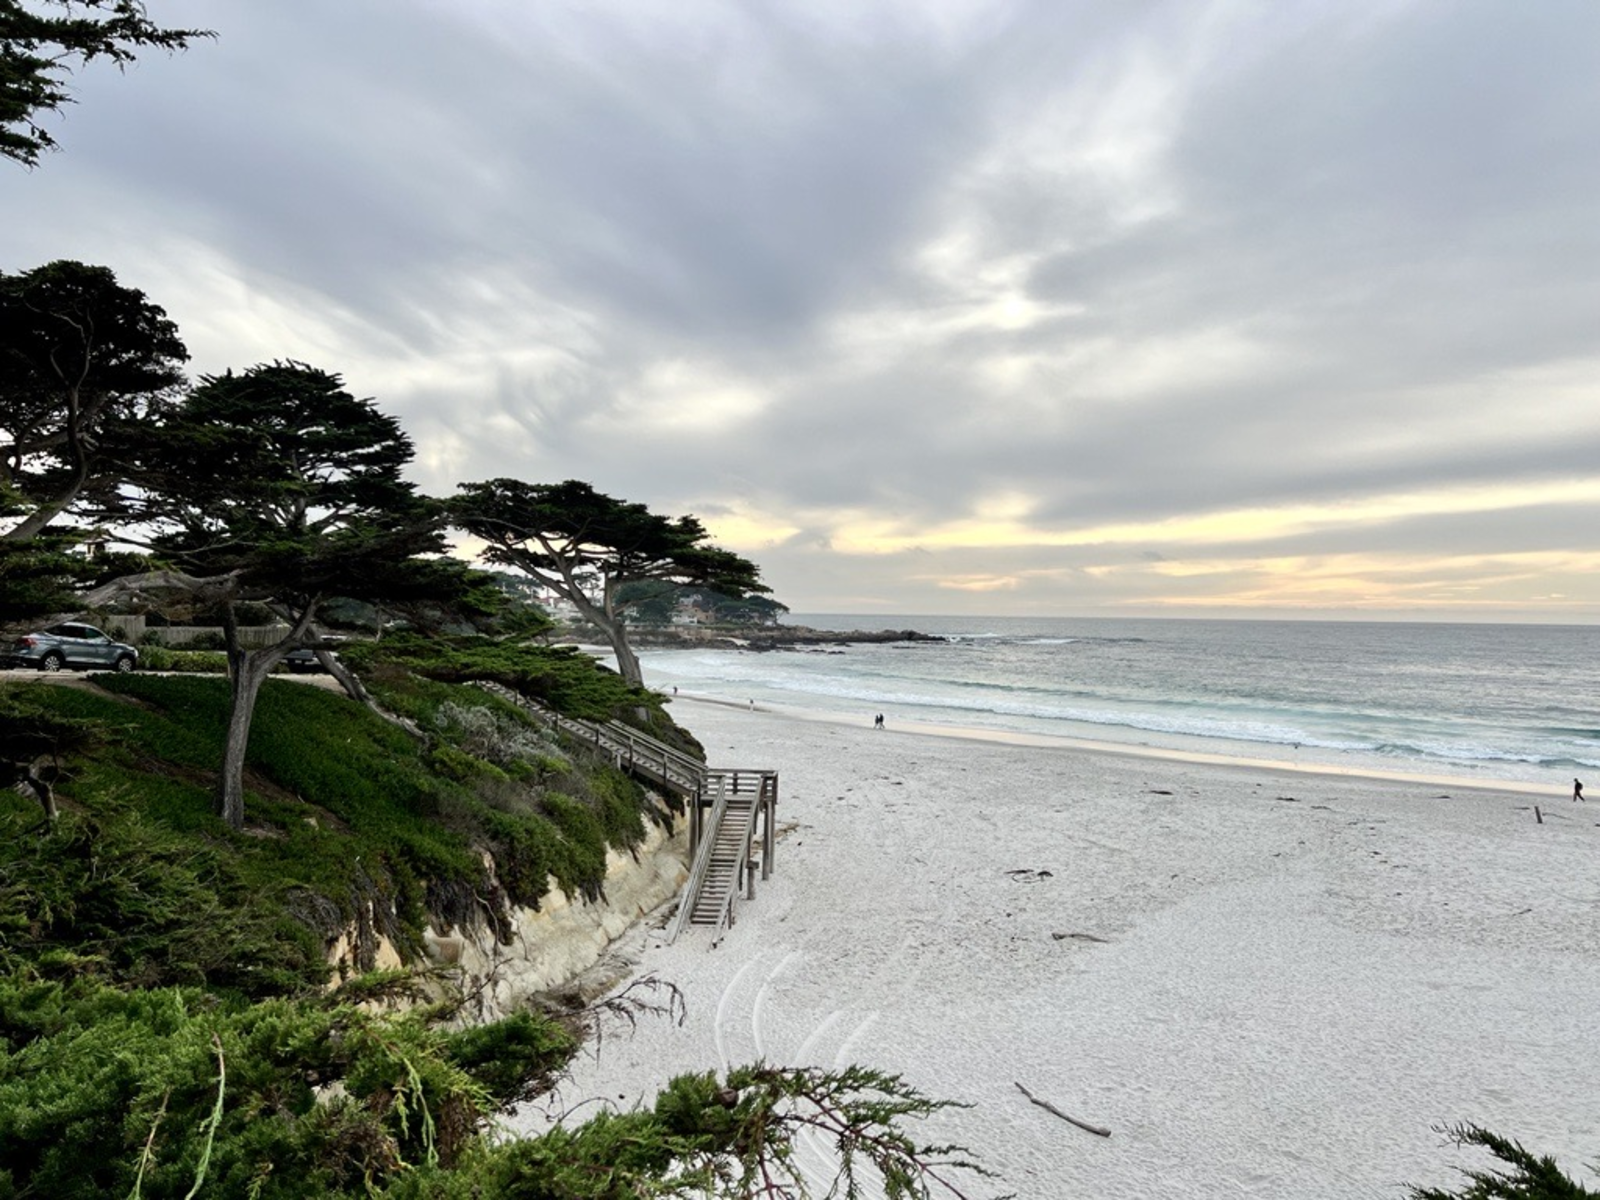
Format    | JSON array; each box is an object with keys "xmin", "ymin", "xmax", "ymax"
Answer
[
  {"xmin": 873, "ymin": 713, "xmax": 884, "ymax": 730},
  {"xmin": 1575, "ymin": 778, "xmax": 1585, "ymax": 802}
]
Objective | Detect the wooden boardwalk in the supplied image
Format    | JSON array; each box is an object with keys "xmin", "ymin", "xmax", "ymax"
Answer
[{"xmin": 471, "ymin": 680, "xmax": 708, "ymax": 796}]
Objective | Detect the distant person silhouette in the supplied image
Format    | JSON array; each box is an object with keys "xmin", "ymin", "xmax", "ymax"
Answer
[
  {"xmin": 1575, "ymin": 778, "xmax": 1585, "ymax": 802},
  {"xmin": 873, "ymin": 713, "xmax": 884, "ymax": 730}
]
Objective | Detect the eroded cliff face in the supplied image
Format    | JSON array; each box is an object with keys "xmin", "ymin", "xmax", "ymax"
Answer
[{"xmin": 328, "ymin": 815, "xmax": 689, "ymax": 1020}]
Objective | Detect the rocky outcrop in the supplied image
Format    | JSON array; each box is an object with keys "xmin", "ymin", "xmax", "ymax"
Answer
[{"xmin": 580, "ymin": 623, "xmax": 945, "ymax": 652}]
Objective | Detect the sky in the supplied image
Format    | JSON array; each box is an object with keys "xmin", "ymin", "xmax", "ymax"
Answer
[{"xmin": 5, "ymin": 0, "xmax": 1599, "ymax": 622}]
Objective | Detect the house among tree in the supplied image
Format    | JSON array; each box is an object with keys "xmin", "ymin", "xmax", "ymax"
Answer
[{"xmin": 671, "ymin": 597, "xmax": 715, "ymax": 626}]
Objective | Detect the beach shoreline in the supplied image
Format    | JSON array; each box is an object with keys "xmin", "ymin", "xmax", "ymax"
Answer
[
  {"xmin": 593, "ymin": 623, "xmax": 1597, "ymax": 795},
  {"xmin": 664, "ymin": 690, "xmax": 1563, "ymax": 799},
  {"xmin": 514, "ymin": 700, "xmax": 1599, "ymax": 1198}
]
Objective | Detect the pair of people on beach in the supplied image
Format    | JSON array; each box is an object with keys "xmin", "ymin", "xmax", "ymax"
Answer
[{"xmin": 873, "ymin": 713, "xmax": 885, "ymax": 730}]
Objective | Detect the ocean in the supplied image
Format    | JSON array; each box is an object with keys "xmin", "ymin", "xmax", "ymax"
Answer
[{"xmin": 634, "ymin": 615, "xmax": 1600, "ymax": 790}]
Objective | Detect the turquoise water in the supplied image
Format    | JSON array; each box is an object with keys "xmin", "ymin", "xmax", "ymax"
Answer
[{"xmin": 636, "ymin": 616, "xmax": 1600, "ymax": 788}]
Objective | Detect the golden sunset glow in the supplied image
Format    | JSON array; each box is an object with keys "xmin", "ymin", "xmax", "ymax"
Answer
[
  {"xmin": 817, "ymin": 478, "xmax": 1600, "ymax": 557},
  {"xmin": 1088, "ymin": 550, "xmax": 1600, "ymax": 611}
]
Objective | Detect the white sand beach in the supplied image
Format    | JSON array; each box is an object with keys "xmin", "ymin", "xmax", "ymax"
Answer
[{"xmin": 515, "ymin": 698, "xmax": 1600, "ymax": 1199}]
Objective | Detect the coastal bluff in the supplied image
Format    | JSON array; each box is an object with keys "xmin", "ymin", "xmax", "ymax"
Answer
[
  {"xmin": 568, "ymin": 623, "xmax": 945, "ymax": 653},
  {"xmin": 328, "ymin": 811, "xmax": 689, "ymax": 1022}
]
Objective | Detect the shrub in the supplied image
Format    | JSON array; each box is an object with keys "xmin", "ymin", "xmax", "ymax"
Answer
[
  {"xmin": 434, "ymin": 699, "xmax": 566, "ymax": 769},
  {"xmin": 0, "ymin": 977, "xmax": 579, "ymax": 1200},
  {"xmin": 135, "ymin": 644, "xmax": 229, "ymax": 673},
  {"xmin": 1410, "ymin": 1125, "xmax": 1598, "ymax": 1199},
  {"xmin": 338, "ymin": 633, "xmax": 655, "ymax": 721}
]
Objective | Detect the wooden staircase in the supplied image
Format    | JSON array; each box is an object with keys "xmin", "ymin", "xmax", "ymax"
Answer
[
  {"xmin": 470, "ymin": 681, "xmax": 779, "ymax": 941},
  {"xmin": 667, "ymin": 769, "xmax": 778, "ymax": 941}
]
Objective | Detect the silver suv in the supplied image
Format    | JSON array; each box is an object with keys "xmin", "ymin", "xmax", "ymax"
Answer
[{"xmin": 7, "ymin": 623, "xmax": 139, "ymax": 672}]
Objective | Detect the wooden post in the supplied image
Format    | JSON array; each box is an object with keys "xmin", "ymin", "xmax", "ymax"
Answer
[
  {"xmin": 1535, "ymin": 805, "xmax": 1543, "ymax": 824},
  {"xmin": 761, "ymin": 774, "xmax": 776, "ymax": 879}
]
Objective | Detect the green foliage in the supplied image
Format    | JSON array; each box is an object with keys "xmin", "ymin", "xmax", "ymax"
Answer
[
  {"xmin": 0, "ymin": 685, "xmax": 330, "ymax": 995},
  {"xmin": 0, "ymin": 975, "xmax": 577, "ymax": 1199},
  {"xmin": 0, "ymin": 1, "xmax": 212, "ymax": 166},
  {"xmin": 0, "ymin": 801, "xmax": 325, "ymax": 994},
  {"xmin": 1410, "ymin": 1125, "xmax": 1598, "ymax": 1199},
  {"xmin": 120, "ymin": 362, "xmax": 448, "ymax": 607},
  {"xmin": 452, "ymin": 478, "xmax": 769, "ymax": 607},
  {"xmin": 451, "ymin": 478, "xmax": 769, "ymax": 686},
  {"xmin": 339, "ymin": 632, "xmax": 654, "ymax": 721},
  {"xmin": 475, "ymin": 807, "xmax": 561, "ymax": 914},
  {"xmin": 0, "ymin": 259, "xmax": 188, "ymax": 541},
  {"xmin": 343, "ymin": 632, "xmax": 700, "ymax": 762},
  {"xmin": 0, "ymin": 673, "xmax": 662, "ymax": 991},
  {"xmin": 415, "ymin": 1063, "xmax": 993, "ymax": 1200},
  {"xmin": 0, "ymin": 531, "xmax": 89, "ymax": 621},
  {"xmin": 103, "ymin": 359, "xmax": 471, "ymax": 829},
  {"xmin": 133, "ymin": 644, "xmax": 229, "ymax": 673},
  {"xmin": 433, "ymin": 698, "xmax": 566, "ymax": 770},
  {"xmin": 614, "ymin": 578, "xmax": 679, "ymax": 625},
  {"xmin": 0, "ymin": 683, "xmax": 96, "ymax": 763},
  {"xmin": 589, "ymin": 766, "xmax": 650, "ymax": 850},
  {"xmin": 707, "ymin": 1064, "xmax": 992, "ymax": 1199},
  {"xmin": 439, "ymin": 1010, "xmax": 577, "ymax": 1108},
  {"xmin": 9, "ymin": 673, "xmax": 218, "ymax": 769},
  {"xmin": 539, "ymin": 794, "xmax": 608, "ymax": 899}
]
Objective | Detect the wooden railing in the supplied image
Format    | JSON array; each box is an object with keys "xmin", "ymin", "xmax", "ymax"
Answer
[
  {"xmin": 470, "ymin": 681, "xmax": 778, "ymax": 939},
  {"xmin": 668, "ymin": 768, "xmax": 779, "ymax": 942},
  {"xmin": 665, "ymin": 780, "xmax": 736, "ymax": 943},
  {"xmin": 470, "ymin": 681, "xmax": 707, "ymax": 797}
]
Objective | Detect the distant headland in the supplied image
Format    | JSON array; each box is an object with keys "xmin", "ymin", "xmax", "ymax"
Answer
[{"xmin": 555, "ymin": 622, "xmax": 945, "ymax": 653}]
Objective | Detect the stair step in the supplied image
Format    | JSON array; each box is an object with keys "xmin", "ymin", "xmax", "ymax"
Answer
[{"xmin": 662, "ymin": 769, "xmax": 778, "ymax": 943}]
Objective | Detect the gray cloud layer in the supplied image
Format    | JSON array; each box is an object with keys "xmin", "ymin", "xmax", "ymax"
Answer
[{"xmin": 5, "ymin": 0, "xmax": 1598, "ymax": 618}]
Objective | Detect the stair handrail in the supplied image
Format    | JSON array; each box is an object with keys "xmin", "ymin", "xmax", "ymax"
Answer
[
  {"xmin": 469, "ymin": 681, "xmax": 707, "ymax": 794},
  {"xmin": 665, "ymin": 774, "xmax": 732, "ymax": 943},
  {"xmin": 469, "ymin": 682, "xmax": 776, "ymax": 939},
  {"xmin": 604, "ymin": 719, "xmax": 707, "ymax": 791},
  {"xmin": 705, "ymin": 793, "xmax": 762, "ymax": 934}
]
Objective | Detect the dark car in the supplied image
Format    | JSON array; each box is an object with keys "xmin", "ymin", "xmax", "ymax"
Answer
[
  {"xmin": 283, "ymin": 645, "xmax": 339, "ymax": 673},
  {"xmin": 7, "ymin": 622, "xmax": 138, "ymax": 672}
]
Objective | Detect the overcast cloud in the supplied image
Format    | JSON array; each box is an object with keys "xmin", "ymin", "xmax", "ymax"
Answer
[{"xmin": 6, "ymin": 0, "xmax": 1598, "ymax": 619}]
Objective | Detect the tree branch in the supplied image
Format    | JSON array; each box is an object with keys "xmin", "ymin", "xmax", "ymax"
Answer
[
  {"xmin": 78, "ymin": 567, "xmax": 242, "ymax": 608},
  {"xmin": 1014, "ymin": 1081, "xmax": 1110, "ymax": 1138}
]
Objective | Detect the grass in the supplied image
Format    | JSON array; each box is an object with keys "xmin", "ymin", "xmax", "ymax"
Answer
[{"xmin": 0, "ymin": 669, "xmax": 671, "ymax": 999}]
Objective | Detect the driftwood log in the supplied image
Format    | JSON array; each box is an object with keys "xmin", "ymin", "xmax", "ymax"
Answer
[{"xmin": 1014, "ymin": 1081, "xmax": 1111, "ymax": 1138}]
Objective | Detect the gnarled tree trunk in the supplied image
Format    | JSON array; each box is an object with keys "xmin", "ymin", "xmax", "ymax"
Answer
[
  {"xmin": 605, "ymin": 624, "xmax": 644, "ymax": 689},
  {"xmin": 320, "ymin": 648, "xmax": 426, "ymax": 742},
  {"xmin": 215, "ymin": 646, "xmax": 281, "ymax": 830},
  {"xmin": 568, "ymin": 588, "xmax": 643, "ymax": 688},
  {"xmin": 215, "ymin": 600, "xmax": 317, "ymax": 831},
  {"xmin": 3, "ymin": 759, "xmax": 60, "ymax": 826}
]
